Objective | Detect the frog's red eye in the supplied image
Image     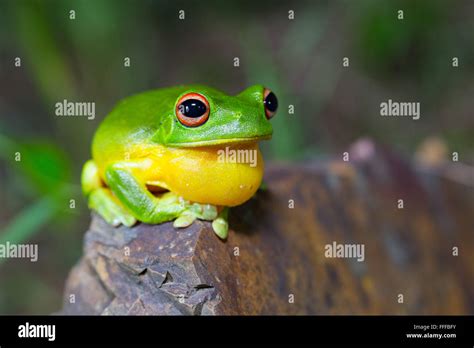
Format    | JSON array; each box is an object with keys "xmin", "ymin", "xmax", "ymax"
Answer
[
  {"xmin": 263, "ymin": 88, "xmax": 278, "ymax": 119},
  {"xmin": 176, "ymin": 93, "xmax": 210, "ymax": 127}
]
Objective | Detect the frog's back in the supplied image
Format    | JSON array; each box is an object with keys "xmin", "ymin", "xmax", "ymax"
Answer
[{"xmin": 92, "ymin": 86, "xmax": 185, "ymax": 164}]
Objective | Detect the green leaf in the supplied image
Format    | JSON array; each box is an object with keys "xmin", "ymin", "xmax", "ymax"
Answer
[{"xmin": 0, "ymin": 196, "xmax": 59, "ymax": 258}]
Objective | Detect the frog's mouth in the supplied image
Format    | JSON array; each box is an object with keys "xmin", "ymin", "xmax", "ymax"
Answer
[{"xmin": 168, "ymin": 135, "xmax": 272, "ymax": 148}]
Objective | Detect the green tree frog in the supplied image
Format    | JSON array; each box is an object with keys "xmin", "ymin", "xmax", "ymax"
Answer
[{"xmin": 81, "ymin": 85, "xmax": 278, "ymax": 239}]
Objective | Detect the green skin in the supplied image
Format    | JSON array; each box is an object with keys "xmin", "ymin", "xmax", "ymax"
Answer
[{"xmin": 81, "ymin": 84, "xmax": 273, "ymax": 239}]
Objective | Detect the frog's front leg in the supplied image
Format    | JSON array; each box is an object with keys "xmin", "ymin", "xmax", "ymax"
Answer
[
  {"xmin": 105, "ymin": 160, "xmax": 187, "ymax": 224},
  {"xmin": 99, "ymin": 159, "xmax": 229, "ymax": 239}
]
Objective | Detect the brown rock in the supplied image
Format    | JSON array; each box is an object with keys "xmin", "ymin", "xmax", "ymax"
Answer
[{"xmin": 61, "ymin": 140, "xmax": 474, "ymax": 315}]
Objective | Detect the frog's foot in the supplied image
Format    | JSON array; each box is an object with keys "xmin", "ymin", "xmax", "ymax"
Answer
[
  {"xmin": 89, "ymin": 187, "xmax": 137, "ymax": 227},
  {"xmin": 173, "ymin": 202, "xmax": 218, "ymax": 228},
  {"xmin": 173, "ymin": 203, "xmax": 228, "ymax": 240}
]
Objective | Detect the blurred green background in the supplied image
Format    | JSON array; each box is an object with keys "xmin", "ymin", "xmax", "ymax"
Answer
[{"xmin": 0, "ymin": 0, "xmax": 473, "ymax": 314}]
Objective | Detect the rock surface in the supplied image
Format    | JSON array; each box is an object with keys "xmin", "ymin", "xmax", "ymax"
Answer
[{"xmin": 61, "ymin": 140, "xmax": 474, "ymax": 315}]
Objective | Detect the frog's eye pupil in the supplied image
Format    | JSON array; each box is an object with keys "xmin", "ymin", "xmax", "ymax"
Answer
[
  {"xmin": 263, "ymin": 88, "xmax": 278, "ymax": 119},
  {"xmin": 180, "ymin": 99, "xmax": 207, "ymax": 118},
  {"xmin": 264, "ymin": 92, "xmax": 278, "ymax": 112},
  {"xmin": 176, "ymin": 93, "xmax": 210, "ymax": 127}
]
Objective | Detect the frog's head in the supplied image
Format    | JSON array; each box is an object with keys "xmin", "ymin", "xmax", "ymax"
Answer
[{"xmin": 153, "ymin": 84, "xmax": 277, "ymax": 147}]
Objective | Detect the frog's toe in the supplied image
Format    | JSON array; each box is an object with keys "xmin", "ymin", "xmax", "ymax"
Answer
[
  {"xmin": 188, "ymin": 203, "xmax": 218, "ymax": 221},
  {"xmin": 119, "ymin": 213, "xmax": 137, "ymax": 227},
  {"xmin": 173, "ymin": 213, "xmax": 196, "ymax": 228},
  {"xmin": 212, "ymin": 217, "xmax": 228, "ymax": 240},
  {"xmin": 211, "ymin": 207, "xmax": 229, "ymax": 240},
  {"xmin": 102, "ymin": 205, "xmax": 137, "ymax": 227}
]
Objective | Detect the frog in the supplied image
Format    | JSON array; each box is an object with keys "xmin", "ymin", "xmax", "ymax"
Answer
[{"xmin": 81, "ymin": 84, "xmax": 278, "ymax": 239}]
